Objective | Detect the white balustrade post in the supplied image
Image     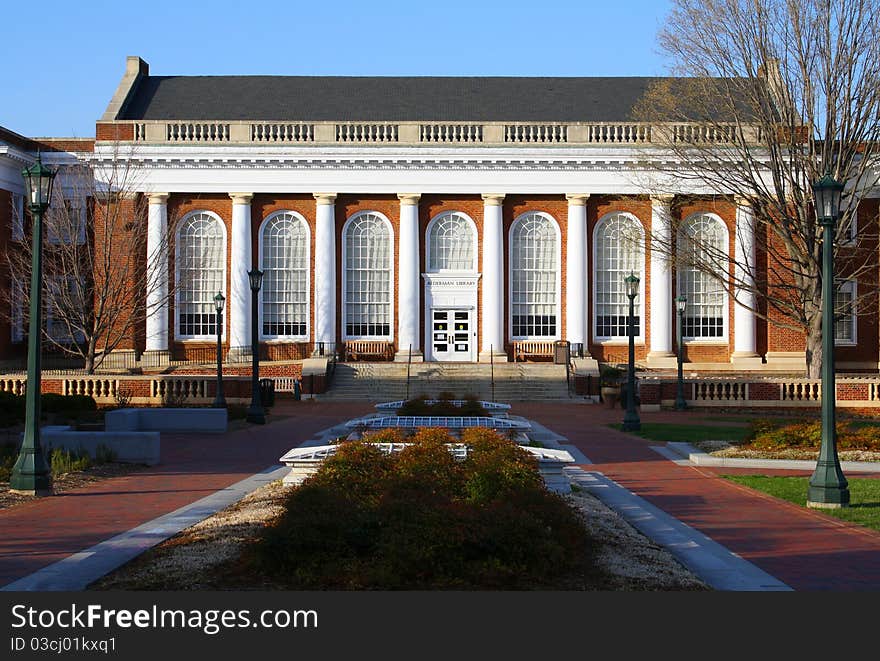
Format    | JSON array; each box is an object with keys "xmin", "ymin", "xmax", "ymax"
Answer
[
  {"xmin": 228, "ymin": 193, "xmax": 253, "ymax": 353},
  {"xmin": 313, "ymin": 193, "xmax": 337, "ymax": 355},
  {"xmin": 480, "ymin": 194, "xmax": 507, "ymax": 361},
  {"xmin": 647, "ymin": 195, "xmax": 676, "ymax": 367},
  {"xmin": 396, "ymin": 194, "xmax": 423, "ymax": 361},
  {"xmin": 732, "ymin": 198, "xmax": 762, "ymax": 366},
  {"xmin": 145, "ymin": 193, "xmax": 169, "ymax": 354},
  {"xmin": 565, "ymin": 194, "xmax": 589, "ymax": 353}
]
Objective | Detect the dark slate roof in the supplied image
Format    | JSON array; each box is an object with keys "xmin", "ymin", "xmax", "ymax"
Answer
[{"xmin": 119, "ymin": 76, "xmax": 672, "ymax": 122}]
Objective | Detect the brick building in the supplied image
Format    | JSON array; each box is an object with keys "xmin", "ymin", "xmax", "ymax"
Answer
[{"xmin": 2, "ymin": 56, "xmax": 879, "ymax": 374}]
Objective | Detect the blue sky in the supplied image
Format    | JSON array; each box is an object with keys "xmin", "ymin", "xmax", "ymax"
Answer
[{"xmin": 1, "ymin": 0, "xmax": 671, "ymax": 138}]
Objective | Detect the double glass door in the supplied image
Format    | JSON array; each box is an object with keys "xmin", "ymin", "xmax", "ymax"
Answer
[{"xmin": 431, "ymin": 309, "xmax": 473, "ymax": 361}]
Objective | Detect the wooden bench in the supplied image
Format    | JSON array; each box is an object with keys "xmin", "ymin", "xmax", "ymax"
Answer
[
  {"xmin": 344, "ymin": 340, "xmax": 394, "ymax": 362},
  {"xmin": 512, "ymin": 341, "xmax": 555, "ymax": 362}
]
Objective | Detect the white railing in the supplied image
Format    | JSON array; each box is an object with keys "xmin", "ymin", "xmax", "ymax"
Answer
[
  {"xmin": 63, "ymin": 378, "xmax": 118, "ymax": 399},
  {"xmin": 672, "ymin": 124, "xmax": 738, "ymax": 144},
  {"xmin": 691, "ymin": 381, "xmax": 748, "ymax": 402},
  {"xmin": 251, "ymin": 123, "xmax": 314, "ymax": 142},
  {"xmin": 0, "ymin": 377, "xmax": 26, "ymax": 396},
  {"xmin": 420, "ymin": 124, "xmax": 482, "ymax": 143},
  {"xmin": 150, "ymin": 377, "xmax": 209, "ymax": 401},
  {"xmin": 586, "ymin": 124, "xmax": 652, "ymax": 143},
  {"xmin": 504, "ymin": 124, "xmax": 567, "ymax": 143},
  {"xmin": 780, "ymin": 381, "xmax": 821, "ymax": 402},
  {"xmin": 134, "ymin": 123, "xmax": 147, "ymax": 141},
  {"xmin": 335, "ymin": 123, "xmax": 398, "ymax": 142},
  {"xmin": 166, "ymin": 123, "xmax": 230, "ymax": 142}
]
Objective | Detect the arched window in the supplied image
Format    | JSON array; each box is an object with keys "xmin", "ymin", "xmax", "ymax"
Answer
[
  {"xmin": 260, "ymin": 211, "xmax": 309, "ymax": 338},
  {"xmin": 677, "ymin": 213, "xmax": 728, "ymax": 339},
  {"xmin": 176, "ymin": 211, "xmax": 226, "ymax": 338},
  {"xmin": 593, "ymin": 213, "xmax": 645, "ymax": 339},
  {"xmin": 510, "ymin": 212, "xmax": 559, "ymax": 338},
  {"xmin": 343, "ymin": 212, "xmax": 393, "ymax": 338},
  {"xmin": 427, "ymin": 212, "xmax": 476, "ymax": 271}
]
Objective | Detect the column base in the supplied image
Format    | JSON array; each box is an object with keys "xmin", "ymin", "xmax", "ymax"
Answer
[
  {"xmin": 394, "ymin": 350, "xmax": 424, "ymax": 363},
  {"xmin": 479, "ymin": 351, "xmax": 509, "ymax": 363},
  {"xmin": 731, "ymin": 352, "xmax": 764, "ymax": 368},
  {"xmin": 571, "ymin": 356, "xmax": 600, "ymax": 376},
  {"xmin": 140, "ymin": 349, "xmax": 170, "ymax": 368},
  {"xmin": 646, "ymin": 352, "xmax": 677, "ymax": 368},
  {"xmin": 227, "ymin": 347, "xmax": 252, "ymax": 363},
  {"xmin": 764, "ymin": 351, "xmax": 806, "ymax": 371},
  {"xmin": 8, "ymin": 487, "xmax": 53, "ymax": 497}
]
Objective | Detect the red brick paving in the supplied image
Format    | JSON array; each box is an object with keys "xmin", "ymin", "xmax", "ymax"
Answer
[
  {"xmin": 0, "ymin": 401, "xmax": 371, "ymax": 588},
  {"xmin": 513, "ymin": 402, "xmax": 880, "ymax": 591}
]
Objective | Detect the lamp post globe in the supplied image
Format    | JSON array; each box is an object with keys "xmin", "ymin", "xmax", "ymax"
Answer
[
  {"xmin": 246, "ymin": 269, "xmax": 266, "ymax": 424},
  {"xmin": 10, "ymin": 155, "xmax": 57, "ymax": 496},
  {"xmin": 807, "ymin": 173, "xmax": 849, "ymax": 508},
  {"xmin": 212, "ymin": 291, "xmax": 226, "ymax": 409},
  {"xmin": 675, "ymin": 294, "xmax": 688, "ymax": 410},
  {"xmin": 622, "ymin": 272, "xmax": 641, "ymax": 432}
]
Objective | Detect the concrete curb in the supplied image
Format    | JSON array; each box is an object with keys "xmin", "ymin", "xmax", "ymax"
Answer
[{"xmin": 666, "ymin": 442, "xmax": 880, "ymax": 472}]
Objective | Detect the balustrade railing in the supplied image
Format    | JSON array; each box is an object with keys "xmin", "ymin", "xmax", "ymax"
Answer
[
  {"xmin": 335, "ymin": 123, "xmax": 399, "ymax": 142},
  {"xmin": 166, "ymin": 123, "xmax": 230, "ymax": 142},
  {"xmin": 586, "ymin": 123, "xmax": 652, "ymax": 143},
  {"xmin": 251, "ymin": 123, "xmax": 314, "ymax": 142},
  {"xmin": 420, "ymin": 124, "xmax": 482, "ymax": 143},
  {"xmin": 504, "ymin": 124, "xmax": 567, "ymax": 143}
]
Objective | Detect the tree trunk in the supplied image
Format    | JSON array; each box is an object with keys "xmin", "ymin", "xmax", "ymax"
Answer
[
  {"xmin": 804, "ymin": 313, "xmax": 823, "ymax": 379},
  {"xmin": 85, "ymin": 336, "xmax": 97, "ymax": 375}
]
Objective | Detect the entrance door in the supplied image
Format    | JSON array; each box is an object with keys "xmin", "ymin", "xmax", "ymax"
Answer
[{"xmin": 430, "ymin": 309, "xmax": 473, "ymax": 361}]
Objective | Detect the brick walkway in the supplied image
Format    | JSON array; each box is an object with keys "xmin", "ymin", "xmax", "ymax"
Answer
[
  {"xmin": 513, "ymin": 402, "xmax": 880, "ymax": 591},
  {"xmin": 0, "ymin": 401, "xmax": 371, "ymax": 588},
  {"xmin": 2, "ymin": 400, "xmax": 879, "ymax": 590}
]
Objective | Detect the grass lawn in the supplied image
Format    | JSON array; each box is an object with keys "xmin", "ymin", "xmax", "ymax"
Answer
[
  {"xmin": 723, "ymin": 475, "xmax": 880, "ymax": 532},
  {"xmin": 611, "ymin": 422, "xmax": 751, "ymax": 444}
]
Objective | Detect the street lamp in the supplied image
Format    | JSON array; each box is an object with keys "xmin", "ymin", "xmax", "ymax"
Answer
[
  {"xmin": 622, "ymin": 272, "xmax": 641, "ymax": 432},
  {"xmin": 246, "ymin": 269, "xmax": 265, "ymax": 424},
  {"xmin": 10, "ymin": 155, "xmax": 57, "ymax": 496},
  {"xmin": 675, "ymin": 294, "xmax": 688, "ymax": 410},
  {"xmin": 807, "ymin": 173, "xmax": 849, "ymax": 508},
  {"xmin": 212, "ymin": 291, "xmax": 226, "ymax": 409}
]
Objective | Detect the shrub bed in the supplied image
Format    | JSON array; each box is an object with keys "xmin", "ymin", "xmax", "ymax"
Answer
[
  {"xmin": 395, "ymin": 393, "xmax": 488, "ymax": 417},
  {"xmin": 747, "ymin": 419, "xmax": 880, "ymax": 452},
  {"xmin": 252, "ymin": 427, "xmax": 591, "ymax": 589},
  {"xmin": 0, "ymin": 392, "xmax": 99, "ymax": 428}
]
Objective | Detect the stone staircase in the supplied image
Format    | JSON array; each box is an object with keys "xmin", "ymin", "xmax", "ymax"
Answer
[{"xmin": 321, "ymin": 362, "xmax": 576, "ymax": 401}]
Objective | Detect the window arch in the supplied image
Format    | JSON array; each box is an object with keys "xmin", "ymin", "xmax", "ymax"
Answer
[
  {"xmin": 510, "ymin": 212, "xmax": 560, "ymax": 339},
  {"xmin": 343, "ymin": 211, "xmax": 393, "ymax": 339},
  {"xmin": 427, "ymin": 212, "xmax": 477, "ymax": 272},
  {"xmin": 677, "ymin": 213, "xmax": 729, "ymax": 340},
  {"xmin": 593, "ymin": 212, "xmax": 645, "ymax": 340},
  {"xmin": 176, "ymin": 211, "xmax": 226, "ymax": 338},
  {"xmin": 259, "ymin": 211, "xmax": 310, "ymax": 339}
]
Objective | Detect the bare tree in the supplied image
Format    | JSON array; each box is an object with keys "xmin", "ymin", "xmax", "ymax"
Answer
[
  {"xmin": 5, "ymin": 145, "xmax": 177, "ymax": 373},
  {"xmin": 633, "ymin": 0, "xmax": 880, "ymax": 377}
]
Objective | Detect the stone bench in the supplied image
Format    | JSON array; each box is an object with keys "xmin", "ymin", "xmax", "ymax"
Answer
[
  {"xmin": 105, "ymin": 407, "xmax": 228, "ymax": 434},
  {"xmin": 33, "ymin": 425, "xmax": 160, "ymax": 466}
]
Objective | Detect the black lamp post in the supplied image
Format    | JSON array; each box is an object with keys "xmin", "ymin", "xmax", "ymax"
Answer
[
  {"xmin": 246, "ymin": 269, "xmax": 265, "ymax": 424},
  {"xmin": 10, "ymin": 155, "xmax": 56, "ymax": 496},
  {"xmin": 622, "ymin": 272, "xmax": 641, "ymax": 432},
  {"xmin": 675, "ymin": 294, "xmax": 688, "ymax": 411},
  {"xmin": 212, "ymin": 291, "xmax": 226, "ymax": 409},
  {"xmin": 807, "ymin": 173, "xmax": 849, "ymax": 508}
]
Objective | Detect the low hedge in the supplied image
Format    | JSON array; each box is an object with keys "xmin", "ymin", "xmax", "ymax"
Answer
[
  {"xmin": 0, "ymin": 393, "xmax": 98, "ymax": 428},
  {"xmin": 253, "ymin": 427, "xmax": 590, "ymax": 589},
  {"xmin": 396, "ymin": 393, "xmax": 488, "ymax": 417},
  {"xmin": 748, "ymin": 418, "xmax": 880, "ymax": 452}
]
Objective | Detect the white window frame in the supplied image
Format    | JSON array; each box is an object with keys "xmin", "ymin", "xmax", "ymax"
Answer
[
  {"xmin": 677, "ymin": 212, "xmax": 730, "ymax": 343},
  {"xmin": 426, "ymin": 211, "xmax": 478, "ymax": 273},
  {"xmin": 834, "ymin": 279, "xmax": 857, "ymax": 346},
  {"xmin": 258, "ymin": 210, "xmax": 311, "ymax": 341},
  {"xmin": 342, "ymin": 210, "xmax": 394, "ymax": 341},
  {"xmin": 508, "ymin": 211, "xmax": 562, "ymax": 341},
  {"xmin": 592, "ymin": 211, "xmax": 646, "ymax": 344},
  {"xmin": 174, "ymin": 210, "xmax": 227, "ymax": 341},
  {"xmin": 11, "ymin": 192, "xmax": 25, "ymax": 242},
  {"xmin": 45, "ymin": 276, "xmax": 85, "ymax": 344}
]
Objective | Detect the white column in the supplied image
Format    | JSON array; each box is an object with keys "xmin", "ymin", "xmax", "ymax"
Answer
[
  {"xmin": 145, "ymin": 193, "xmax": 169, "ymax": 352},
  {"xmin": 647, "ymin": 195, "xmax": 676, "ymax": 367},
  {"xmin": 228, "ymin": 193, "xmax": 253, "ymax": 351},
  {"xmin": 480, "ymin": 194, "xmax": 507, "ymax": 361},
  {"xmin": 396, "ymin": 194, "xmax": 422, "ymax": 361},
  {"xmin": 565, "ymin": 194, "xmax": 589, "ymax": 352},
  {"xmin": 313, "ymin": 193, "xmax": 337, "ymax": 355},
  {"xmin": 733, "ymin": 198, "xmax": 761, "ymax": 365}
]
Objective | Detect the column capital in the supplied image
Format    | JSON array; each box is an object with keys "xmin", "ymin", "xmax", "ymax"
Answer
[
  {"xmin": 650, "ymin": 194, "xmax": 675, "ymax": 205},
  {"xmin": 734, "ymin": 195, "xmax": 753, "ymax": 207},
  {"xmin": 481, "ymin": 193, "xmax": 505, "ymax": 206},
  {"xmin": 397, "ymin": 193, "xmax": 421, "ymax": 205},
  {"xmin": 147, "ymin": 192, "xmax": 169, "ymax": 205},
  {"xmin": 313, "ymin": 193, "xmax": 337, "ymax": 205},
  {"xmin": 229, "ymin": 192, "xmax": 253, "ymax": 204},
  {"xmin": 565, "ymin": 194, "xmax": 590, "ymax": 206}
]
